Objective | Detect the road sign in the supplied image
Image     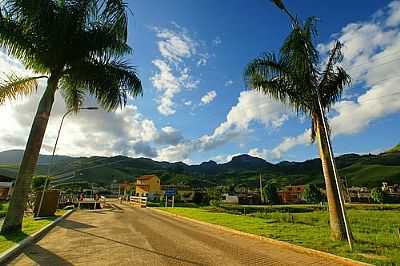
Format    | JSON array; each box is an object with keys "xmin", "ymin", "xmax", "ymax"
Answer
[{"xmin": 165, "ymin": 187, "xmax": 176, "ymax": 196}]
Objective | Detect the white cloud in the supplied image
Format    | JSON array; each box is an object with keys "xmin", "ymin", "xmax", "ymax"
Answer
[
  {"xmin": 262, "ymin": 1, "xmax": 400, "ymax": 160},
  {"xmin": 157, "ymin": 90, "xmax": 290, "ymax": 162},
  {"xmin": 224, "ymin": 80, "xmax": 234, "ymax": 86},
  {"xmin": 212, "ymin": 36, "xmax": 222, "ymax": 46},
  {"xmin": 183, "ymin": 100, "xmax": 192, "ymax": 106},
  {"xmin": 200, "ymin": 90, "xmax": 217, "ymax": 105},
  {"xmin": 249, "ymin": 129, "xmax": 311, "ymax": 161},
  {"xmin": 153, "ymin": 26, "xmax": 196, "ymax": 63},
  {"xmin": 151, "ymin": 24, "xmax": 203, "ymax": 116},
  {"xmin": 0, "ymin": 49, "xmax": 192, "ymax": 160},
  {"xmin": 212, "ymin": 153, "xmax": 240, "ymax": 164}
]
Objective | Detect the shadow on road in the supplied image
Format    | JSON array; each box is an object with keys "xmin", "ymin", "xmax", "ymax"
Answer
[
  {"xmin": 68, "ymin": 227, "xmax": 204, "ymax": 265},
  {"xmin": 20, "ymin": 244, "xmax": 73, "ymax": 266},
  {"xmin": 58, "ymin": 219, "xmax": 97, "ymax": 230}
]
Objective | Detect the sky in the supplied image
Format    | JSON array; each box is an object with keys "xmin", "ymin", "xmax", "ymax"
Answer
[{"xmin": 1, "ymin": 0, "xmax": 400, "ymax": 164}]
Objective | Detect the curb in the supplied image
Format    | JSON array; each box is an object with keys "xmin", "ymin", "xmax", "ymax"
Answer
[
  {"xmin": 151, "ymin": 208, "xmax": 371, "ymax": 266},
  {"xmin": 0, "ymin": 209, "xmax": 76, "ymax": 264}
]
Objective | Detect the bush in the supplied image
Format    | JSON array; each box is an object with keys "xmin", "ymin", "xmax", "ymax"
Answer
[
  {"xmin": 371, "ymin": 188, "xmax": 384, "ymax": 203},
  {"xmin": 303, "ymin": 184, "xmax": 324, "ymax": 203},
  {"xmin": 263, "ymin": 183, "xmax": 279, "ymax": 204}
]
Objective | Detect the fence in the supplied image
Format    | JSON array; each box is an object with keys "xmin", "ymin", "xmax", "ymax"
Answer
[{"xmin": 129, "ymin": 196, "xmax": 147, "ymax": 208}]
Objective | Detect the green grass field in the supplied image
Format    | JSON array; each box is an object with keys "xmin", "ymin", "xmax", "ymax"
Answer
[
  {"xmin": 0, "ymin": 210, "xmax": 65, "ymax": 253},
  {"xmin": 160, "ymin": 207, "xmax": 400, "ymax": 265}
]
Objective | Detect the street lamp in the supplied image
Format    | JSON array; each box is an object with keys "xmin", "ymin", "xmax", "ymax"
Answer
[
  {"xmin": 36, "ymin": 107, "xmax": 98, "ymax": 217},
  {"xmin": 270, "ymin": 0, "xmax": 353, "ymax": 250}
]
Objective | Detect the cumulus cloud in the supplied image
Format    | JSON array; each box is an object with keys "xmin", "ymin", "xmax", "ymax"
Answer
[
  {"xmin": 224, "ymin": 80, "xmax": 234, "ymax": 86},
  {"xmin": 200, "ymin": 90, "xmax": 217, "ymax": 105},
  {"xmin": 257, "ymin": 1, "xmax": 400, "ymax": 161},
  {"xmin": 0, "ymin": 48, "xmax": 191, "ymax": 160},
  {"xmin": 153, "ymin": 25, "xmax": 196, "ymax": 63},
  {"xmin": 212, "ymin": 36, "xmax": 222, "ymax": 46},
  {"xmin": 151, "ymin": 24, "xmax": 203, "ymax": 116},
  {"xmin": 157, "ymin": 90, "xmax": 290, "ymax": 162}
]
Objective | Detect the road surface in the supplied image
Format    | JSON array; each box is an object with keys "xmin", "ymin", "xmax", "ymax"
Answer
[{"xmin": 10, "ymin": 203, "xmax": 353, "ymax": 265}]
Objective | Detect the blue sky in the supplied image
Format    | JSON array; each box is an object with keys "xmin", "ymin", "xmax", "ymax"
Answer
[{"xmin": 1, "ymin": 0, "xmax": 400, "ymax": 164}]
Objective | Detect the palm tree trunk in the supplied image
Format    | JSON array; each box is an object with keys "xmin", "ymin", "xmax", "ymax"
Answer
[
  {"xmin": 1, "ymin": 74, "xmax": 59, "ymax": 234},
  {"xmin": 314, "ymin": 113, "xmax": 350, "ymax": 241}
]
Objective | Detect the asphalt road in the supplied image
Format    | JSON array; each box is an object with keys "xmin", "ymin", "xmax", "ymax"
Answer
[{"xmin": 10, "ymin": 203, "xmax": 352, "ymax": 266}]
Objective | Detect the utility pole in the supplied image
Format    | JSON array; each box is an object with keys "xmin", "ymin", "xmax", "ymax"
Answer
[{"xmin": 259, "ymin": 173, "xmax": 264, "ymax": 204}]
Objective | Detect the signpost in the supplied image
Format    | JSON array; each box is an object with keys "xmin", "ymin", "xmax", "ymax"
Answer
[{"xmin": 164, "ymin": 187, "xmax": 176, "ymax": 207}]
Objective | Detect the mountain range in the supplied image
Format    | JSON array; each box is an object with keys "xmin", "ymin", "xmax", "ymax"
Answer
[{"xmin": 0, "ymin": 147, "xmax": 400, "ymax": 188}]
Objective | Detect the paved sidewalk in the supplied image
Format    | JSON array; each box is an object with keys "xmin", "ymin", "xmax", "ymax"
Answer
[{"xmin": 10, "ymin": 203, "xmax": 354, "ymax": 265}]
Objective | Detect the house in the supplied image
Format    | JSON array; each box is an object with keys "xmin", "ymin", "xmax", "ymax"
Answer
[
  {"xmin": 345, "ymin": 187, "xmax": 371, "ymax": 203},
  {"xmin": 135, "ymin": 175, "xmax": 161, "ymax": 200},
  {"xmin": 278, "ymin": 185, "xmax": 305, "ymax": 204},
  {"xmin": 0, "ymin": 174, "xmax": 15, "ymax": 200},
  {"xmin": 222, "ymin": 193, "xmax": 239, "ymax": 204},
  {"xmin": 382, "ymin": 182, "xmax": 400, "ymax": 193}
]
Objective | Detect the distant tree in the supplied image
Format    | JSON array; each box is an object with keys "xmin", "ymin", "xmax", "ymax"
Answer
[
  {"xmin": 371, "ymin": 188, "xmax": 384, "ymax": 204},
  {"xmin": 207, "ymin": 187, "xmax": 223, "ymax": 206},
  {"xmin": 31, "ymin": 176, "xmax": 51, "ymax": 191},
  {"xmin": 192, "ymin": 192, "xmax": 208, "ymax": 205},
  {"xmin": 264, "ymin": 183, "xmax": 279, "ymax": 204},
  {"xmin": 303, "ymin": 184, "xmax": 323, "ymax": 203}
]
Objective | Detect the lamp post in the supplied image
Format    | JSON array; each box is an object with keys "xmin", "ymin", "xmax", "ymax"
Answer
[
  {"xmin": 36, "ymin": 107, "xmax": 98, "ymax": 217},
  {"xmin": 270, "ymin": 0, "xmax": 353, "ymax": 249}
]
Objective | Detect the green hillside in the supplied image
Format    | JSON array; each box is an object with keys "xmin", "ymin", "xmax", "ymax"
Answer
[
  {"xmin": 0, "ymin": 149, "xmax": 399, "ymax": 188},
  {"xmin": 386, "ymin": 143, "xmax": 400, "ymax": 153}
]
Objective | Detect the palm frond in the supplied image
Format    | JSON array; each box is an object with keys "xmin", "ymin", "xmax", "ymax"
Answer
[
  {"xmin": 62, "ymin": 58, "xmax": 142, "ymax": 111},
  {"xmin": 280, "ymin": 17, "xmax": 319, "ymax": 88},
  {"xmin": 0, "ymin": 74, "xmax": 47, "ymax": 104},
  {"xmin": 244, "ymin": 53, "xmax": 311, "ymax": 114},
  {"xmin": 318, "ymin": 41, "xmax": 351, "ymax": 110},
  {"xmin": 59, "ymin": 78, "xmax": 86, "ymax": 112},
  {"xmin": 98, "ymin": 0, "xmax": 129, "ymax": 41}
]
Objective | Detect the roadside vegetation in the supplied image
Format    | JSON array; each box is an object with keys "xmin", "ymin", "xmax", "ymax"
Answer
[
  {"xmin": 160, "ymin": 206, "xmax": 400, "ymax": 265},
  {"xmin": 0, "ymin": 210, "xmax": 66, "ymax": 253}
]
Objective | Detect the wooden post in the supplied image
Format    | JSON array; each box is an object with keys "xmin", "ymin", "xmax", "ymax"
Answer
[
  {"xmin": 172, "ymin": 195, "xmax": 175, "ymax": 208},
  {"xmin": 165, "ymin": 195, "xmax": 168, "ymax": 207}
]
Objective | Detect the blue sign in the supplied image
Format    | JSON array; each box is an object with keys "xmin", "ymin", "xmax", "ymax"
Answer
[{"xmin": 165, "ymin": 187, "xmax": 176, "ymax": 196}]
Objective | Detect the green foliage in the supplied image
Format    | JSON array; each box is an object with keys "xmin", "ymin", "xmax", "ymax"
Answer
[
  {"xmin": 263, "ymin": 183, "xmax": 279, "ymax": 204},
  {"xmin": 31, "ymin": 175, "xmax": 51, "ymax": 191},
  {"xmin": 244, "ymin": 17, "xmax": 350, "ymax": 142},
  {"xmin": 0, "ymin": 212, "xmax": 64, "ymax": 253},
  {"xmin": 303, "ymin": 184, "xmax": 323, "ymax": 203},
  {"xmin": 0, "ymin": 0, "xmax": 142, "ymax": 111},
  {"xmin": 386, "ymin": 143, "xmax": 400, "ymax": 153},
  {"xmin": 192, "ymin": 192, "xmax": 208, "ymax": 205},
  {"xmin": 371, "ymin": 188, "xmax": 384, "ymax": 203},
  {"xmin": 207, "ymin": 187, "xmax": 223, "ymax": 206}
]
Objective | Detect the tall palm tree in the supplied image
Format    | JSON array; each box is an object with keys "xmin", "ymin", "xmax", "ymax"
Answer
[
  {"xmin": 244, "ymin": 17, "xmax": 352, "ymax": 241},
  {"xmin": 0, "ymin": 0, "xmax": 142, "ymax": 234}
]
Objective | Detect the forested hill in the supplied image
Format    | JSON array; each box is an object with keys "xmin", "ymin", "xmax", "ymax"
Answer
[{"xmin": 0, "ymin": 148, "xmax": 399, "ymax": 188}]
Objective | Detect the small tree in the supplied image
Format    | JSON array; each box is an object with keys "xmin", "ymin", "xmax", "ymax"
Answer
[
  {"xmin": 303, "ymin": 184, "xmax": 323, "ymax": 203},
  {"xmin": 31, "ymin": 176, "xmax": 51, "ymax": 191},
  {"xmin": 264, "ymin": 183, "xmax": 279, "ymax": 204},
  {"xmin": 371, "ymin": 188, "xmax": 384, "ymax": 204},
  {"xmin": 207, "ymin": 187, "xmax": 222, "ymax": 206}
]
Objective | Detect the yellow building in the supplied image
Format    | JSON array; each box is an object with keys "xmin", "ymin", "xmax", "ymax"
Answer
[{"xmin": 135, "ymin": 175, "xmax": 161, "ymax": 200}]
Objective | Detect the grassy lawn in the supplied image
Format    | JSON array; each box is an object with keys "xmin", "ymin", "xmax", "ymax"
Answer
[
  {"xmin": 0, "ymin": 210, "xmax": 66, "ymax": 253},
  {"xmin": 160, "ymin": 207, "xmax": 400, "ymax": 265}
]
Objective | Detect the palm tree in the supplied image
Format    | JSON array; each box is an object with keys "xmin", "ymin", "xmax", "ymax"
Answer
[
  {"xmin": 244, "ymin": 16, "xmax": 352, "ymax": 241},
  {"xmin": 0, "ymin": 0, "xmax": 142, "ymax": 234}
]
